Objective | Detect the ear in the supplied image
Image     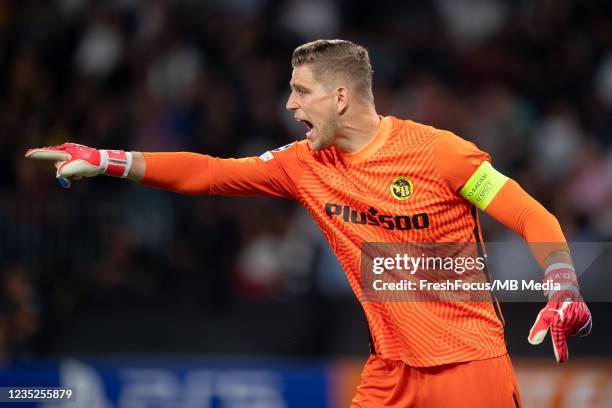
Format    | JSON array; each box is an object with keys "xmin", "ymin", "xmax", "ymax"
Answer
[{"xmin": 335, "ymin": 87, "xmax": 349, "ymax": 114}]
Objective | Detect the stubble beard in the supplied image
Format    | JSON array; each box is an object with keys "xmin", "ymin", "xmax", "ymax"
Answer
[{"xmin": 314, "ymin": 116, "xmax": 339, "ymax": 150}]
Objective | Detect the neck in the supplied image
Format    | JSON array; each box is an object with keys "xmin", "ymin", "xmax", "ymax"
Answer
[{"xmin": 333, "ymin": 104, "xmax": 381, "ymax": 153}]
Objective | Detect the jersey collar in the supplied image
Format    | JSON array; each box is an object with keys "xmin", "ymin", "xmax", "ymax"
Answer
[{"xmin": 338, "ymin": 116, "xmax": 393, "ymax": 165}]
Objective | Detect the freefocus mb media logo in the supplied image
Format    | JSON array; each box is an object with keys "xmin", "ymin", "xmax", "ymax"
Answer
[{"xmin": 390, "ymin": 176, "xmax": 413, "ymax": 200}]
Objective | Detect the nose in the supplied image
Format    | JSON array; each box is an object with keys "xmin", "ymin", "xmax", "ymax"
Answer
[{"xmin": 286, "ymin": 93, "xmax": 298, "ymax": 111}]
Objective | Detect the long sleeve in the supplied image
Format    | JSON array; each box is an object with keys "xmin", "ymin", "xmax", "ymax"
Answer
[
  {"xmin": 484, "ymin": 179, "xmax": 569, "ymax": 265},
  {"xmin": 433, "ymin": 130, "xmax": 568, "ymax": 265},
  {"xmin": 140, "ymin": 141, "xmax": 306, "ymax": 199}
]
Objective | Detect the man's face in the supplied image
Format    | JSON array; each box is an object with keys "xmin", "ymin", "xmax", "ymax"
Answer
[{"xmin": 286, "ymin": 64, "xmax": 339, "ymax": 150}]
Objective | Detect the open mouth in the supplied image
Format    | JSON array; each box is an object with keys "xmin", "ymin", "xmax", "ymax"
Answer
[{"xmin": 297, "ymin": 119, "xmax": 314, "ymax": 138}]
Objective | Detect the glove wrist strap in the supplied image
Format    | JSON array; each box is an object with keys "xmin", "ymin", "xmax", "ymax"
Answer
[
  {"xmin": 100, "ymin": 150, "xmax": 132, "ymax": 178},
  {"xmin": 544, "ymin": 262, "xmax": 579, "ymax": 298}
]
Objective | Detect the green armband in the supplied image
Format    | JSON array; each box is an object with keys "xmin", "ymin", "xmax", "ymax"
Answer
[{"xmin": 459, "ymin": 161, "xmax": 509, "ymax": 210}]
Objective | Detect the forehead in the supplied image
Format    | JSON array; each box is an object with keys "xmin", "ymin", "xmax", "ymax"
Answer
[{"xmin": 290, "ymin": 64, "xmax": 318, "ymax": 87}]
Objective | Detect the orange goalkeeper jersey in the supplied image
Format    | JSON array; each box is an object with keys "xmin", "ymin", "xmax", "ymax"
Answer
[{"xmin": 143, "ymin": 116, "xmax": 507, "ymax": 366}]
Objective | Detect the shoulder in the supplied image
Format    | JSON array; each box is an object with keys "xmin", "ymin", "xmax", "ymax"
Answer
[
  {"xmin": 391, "ymin": 116, "xmax": 437, "ymax": 133},
  {"xmin": 388, "ymin": 117, "xmax": 464, "ymax": 141},
  {"xmin": 428, "ymin": 129, "xmax": 491, "ymax": 193},
  {"xmin": 433, "ymin": 130, "xmax": 490, "ymax": 162},
  {"xmin": 257, "ymin": 140, "xmax": 306, "ymax": 161},
  {"xmin": 256, "ymin": 140, "xmax": 314, "ymax": 178},
  {"xmin": 388, "ymin": 116, "xmax": 483, "ymax": 154},
  {"xmin": 389, "ymin": 117, "xmax": 463, "ymax": 144},
  {"xmin": 386, "ymin": 116, "xmax": 440, "ymax": 147}
]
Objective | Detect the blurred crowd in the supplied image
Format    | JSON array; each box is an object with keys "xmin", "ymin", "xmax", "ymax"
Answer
[{"xmin": 1, "ymin": 0, "xmax": 612, "ymax": 359}]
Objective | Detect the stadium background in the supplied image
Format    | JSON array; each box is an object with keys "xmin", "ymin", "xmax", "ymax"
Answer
[{"xmin": 1, "ymin": 0, "xmax": 611, "ymax": 406}]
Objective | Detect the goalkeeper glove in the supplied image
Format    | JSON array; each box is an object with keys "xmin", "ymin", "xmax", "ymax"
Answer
[
  {"xmin": 528, "ymin": 263, "xmax": 592, "ymax": 363},
  {"xmin": 25, "ymin": 143, "xmax": 132, "ymax": 188}
]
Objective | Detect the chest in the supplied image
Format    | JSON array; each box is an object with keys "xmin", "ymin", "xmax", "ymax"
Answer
[
  {"xmin": 304, "ymin": 150, "xmax": 452, "ymax": 210},
  {"xmin": 298, "ymin": 147, "xmax": 466, "ymax": 238}
]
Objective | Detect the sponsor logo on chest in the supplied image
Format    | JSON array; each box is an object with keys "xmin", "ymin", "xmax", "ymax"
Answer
[{"xmin": 324, "ymin": 203, "xmax": 430, "ymax": 231}]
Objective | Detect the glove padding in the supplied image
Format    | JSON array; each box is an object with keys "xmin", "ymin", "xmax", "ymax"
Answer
[
  {"xmin": 25, "ymin": 143, "xmax": 131, "ymax": 188},
  {"xmin": 528, "ymin": 288, "xmax": 592, "ymax": 363}
]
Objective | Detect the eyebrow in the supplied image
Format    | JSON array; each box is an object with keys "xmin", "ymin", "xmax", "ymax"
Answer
[{"xmin": 290, "ymin": 83, "xmax": 308, "ymax": 92}]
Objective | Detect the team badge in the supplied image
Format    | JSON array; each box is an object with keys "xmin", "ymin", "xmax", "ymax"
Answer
[{"xmin": 390, "ymin": 176, "xmax": 413, "ymax": 200}]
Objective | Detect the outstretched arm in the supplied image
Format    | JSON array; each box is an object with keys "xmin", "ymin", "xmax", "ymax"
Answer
[{"xmin": 26, "ymin": 142, "xmax": 303, "ymax": 199}]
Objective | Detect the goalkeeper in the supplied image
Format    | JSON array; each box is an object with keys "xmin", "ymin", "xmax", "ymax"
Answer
[{"xmin": 26, "ymin": 40, "xmax": 591, "ymax": 408}]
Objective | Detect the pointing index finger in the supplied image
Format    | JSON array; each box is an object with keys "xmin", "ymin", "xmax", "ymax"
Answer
[{"xmin": 25, "ymin": 148, "xmax": 71, "ymax": 162}]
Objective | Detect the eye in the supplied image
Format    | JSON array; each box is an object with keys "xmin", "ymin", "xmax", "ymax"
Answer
[{"xmin": 297, "ymin": 89, "xmax": 305, "ymax": 96}]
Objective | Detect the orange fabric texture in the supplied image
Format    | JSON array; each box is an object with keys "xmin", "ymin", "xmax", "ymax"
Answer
[
  {"xmin": 433, "ymin": 130, "xmax": 491, "ymax": 193},
  {"xmin": 352, "ymin": 353, "xmax": 521, "ymax": 408},
  {"xmin": 142, "ymin": 151, "xmax": 302, "ymax": 198},
  {"xmin": 485, "ymin": 179, "xmax": 569, "ymax": 266},
  {"xmin": 143, "ymin": 116, "xmax": 510, "ymax": 366}
]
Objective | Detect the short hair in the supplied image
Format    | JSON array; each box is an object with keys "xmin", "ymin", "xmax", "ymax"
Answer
[{"xmin": 292, "ymin": 39, "xmax": 374, "ymax": 103}]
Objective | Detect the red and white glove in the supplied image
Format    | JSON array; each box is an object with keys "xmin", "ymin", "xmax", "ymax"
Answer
[
  {"xmin": 528, "ymin": 263, "xmax": 592, "ymax": 363},
  {"xmin": 25, "ymin": 143, "xmax": 132, "ymax": 188}
]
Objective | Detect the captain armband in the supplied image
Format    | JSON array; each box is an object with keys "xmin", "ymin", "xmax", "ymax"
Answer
[{"xmin": 459, "ymin": 161, "xmax": 509, "ymax": 210}]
